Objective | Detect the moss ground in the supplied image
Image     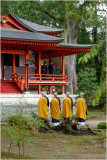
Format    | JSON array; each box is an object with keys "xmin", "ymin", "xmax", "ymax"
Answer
[
  {"xmin": 1, "ymin": 129, "xmax": 106, "ymax": 159},
  {"xmin": 1, "ymin": 109, "xmax": 106, "ymax": 159}
]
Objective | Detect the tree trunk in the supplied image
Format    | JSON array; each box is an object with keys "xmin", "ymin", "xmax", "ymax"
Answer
[{"xmin": 65, "ymin": 19, "xmax": 78, "ymax": 94}]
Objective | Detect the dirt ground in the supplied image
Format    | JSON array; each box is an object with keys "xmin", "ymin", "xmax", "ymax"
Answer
[
  {"xmin": 1, "ymin": 115, "xmax": 107, "ymax": 159},
  {"xmin": 86, "ymin": 115, "xmax": 106, "ymax": 128}
]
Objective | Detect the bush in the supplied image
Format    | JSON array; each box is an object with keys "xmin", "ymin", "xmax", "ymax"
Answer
[
  {"xmin": 97, "ymin": 122, "xmax": 107, "ymax": 129},
  {"xmin": 6, "ymin": 114, "xmax": 28, "ymax": 126},
  {"xmin": 72, "ymin": 114, "xmax": 78, "ymax": 121},
  {"xmin": 30, "ymin": 112, "xmax": 49, "ymax": 130},
  {"xmin": 65, "ymin": 124, "xmax": 72, "ymax": 132},
  {"xmin": 72, "ymin": 114, "xmax": 89, "ymax": 121},
  {"xmin": 31, "ymin": 112, "xmax": 40, "ymax": 119}
]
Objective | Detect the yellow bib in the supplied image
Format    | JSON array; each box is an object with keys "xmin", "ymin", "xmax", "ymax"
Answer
[
  {"xmin": 50, "ymin": 98, "xmax": 60, "ymax": 120},
  {"xmin": 38, "ymin": 96, "xmax": 49, "ymax": 119},
  {"xmin": 62, "ymin": 97, "xmax": 72, "ymax": 118},
  {"xmin": 76, "ymin": 98, "xmax": 86, "ymax": 120}
]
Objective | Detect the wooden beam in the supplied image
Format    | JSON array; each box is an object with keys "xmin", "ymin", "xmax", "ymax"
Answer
[
  {"xmin": 38, "ymin": 85, "xmax": 41, "ymax": 94},
  {"xmin": 62, "ymin": 85, "xmax": 65, "ymax": 94},
  {"xmin": 25, "ymin": 54, "xmax": 29, "ymax": 92},
  {"xmin": 1, "ymin": 49, "xmax": 26, "ymax": 55},
  {"xmin": 38, "ymin": 52, "xmax": 41, "ymax": 94},
  {"xmin": 38, "ymin": 51, "xmax": 41, "ymax": 75},
  {"xmin": 62, "ymin": 53, "xmax": 65, "ymax": 94}
]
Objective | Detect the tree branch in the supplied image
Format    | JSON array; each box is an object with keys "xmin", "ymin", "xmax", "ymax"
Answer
[{"xmin": 43, "ymin": 10, "xmax": 59, "ymax": 21}]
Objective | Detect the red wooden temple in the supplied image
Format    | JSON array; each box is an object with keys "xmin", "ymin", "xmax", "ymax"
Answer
[{"xmin": 0, "ymin": 13, "xmax": 93, "ymax": 94}]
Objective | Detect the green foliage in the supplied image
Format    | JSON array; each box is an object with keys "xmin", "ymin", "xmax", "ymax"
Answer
[
  {"xmin": 77, "ymin": 67, "xmax": 98, "ymax": 103},
  {"xmin": 4, "ymin": 111, "xmax": 50, "ymax": 159},
  {"xmin": 78, "ymin": 40, "xmax": 106, "ymax": 107},
  {"xmin": 29, "ymin": 115, "xmax": 49, "ymax": 130},
  {"xmin": 92, "ymin": 81, "xmax": 105, "ymax": 107},
  {"xmin": 3, "ymin": 123, "xmax": 33, "ymax": 159},
  {"xmin": 77, "ymin": 23, "xmax": 92, "ymax": 44},
  {"xmin": 1, "ymin": 152, "xmax": 37, "ymax": 159},
  {"xmin": 4, "ymin": 113, "xmax": 35, "ymax": 159},
  {"xmin": 78, "ymin": 43, "xmax": 103, "ymax": 64},
  {"xmin": 97, "ymin": 122, "xmax": 107, "ymax": 129},
  {"xmin": 72, "ymin": 114, "xmax": 78, "ymax": 121},
  {"xmin": 54, "ymin": 68, "xmax": 62, "ymax": 75},
  {"xmin": 31, "ymin": 112, "xmax": 40, "ymax": 119},
  {"xmin": 6, "ymin": 114, "xmax": 28, "ymax": 126},
  {"xmin": 65, "ymin": 124, "xmax": 72, "ymax": 132}
]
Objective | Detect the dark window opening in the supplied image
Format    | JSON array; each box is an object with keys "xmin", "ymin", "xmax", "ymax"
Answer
[{"xmin": 4, "ymin": 54, "xmax": 19, "ymax": 66}]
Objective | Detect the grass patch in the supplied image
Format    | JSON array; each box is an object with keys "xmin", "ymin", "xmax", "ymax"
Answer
[
  {"xmin": 1, "ymin": 152, "xmax": 38, "ymax": 159},
  {"xmin": 88, "ymin": 111, "xmax": 106, "ymax": 116}
]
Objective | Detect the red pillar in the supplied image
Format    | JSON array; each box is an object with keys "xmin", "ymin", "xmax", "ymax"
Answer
[
  {"xmin": 38, "ymin": 51, "xmax": 41, "ymax": 75},
  {"xmin": 25, "ymin": 54, "xmax": 29, "ymax": 92},
  {"xmin": 38, "ymin": 51, "xmax": 41, "ymax": 94},
  {"xmin": 62, "ymin": 53, "xmax": 65, "ymax": 94},
  {"xmin": 49, "ymin": 55, "xmax": 51, "ymax": 94},
  {"xmin": 62, "ymin": 53, "xmax": 65, "ymax": 76},
  {"xmin": 38, "ymin": 85, "xmax": 41, "ymax": 94}
]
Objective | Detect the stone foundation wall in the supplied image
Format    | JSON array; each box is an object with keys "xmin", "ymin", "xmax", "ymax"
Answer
[{"xmin": 1, "ymin": 94, "xmax": 78, "ymax": 121}]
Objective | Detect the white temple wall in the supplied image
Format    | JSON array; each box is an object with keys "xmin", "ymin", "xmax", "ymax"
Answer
[
  {"xmin": 19, "ymin": 55, "xmax": 35, "ymax": 67},
  {"xmin": 1, "ymin": 94, "xmax": 78, "ymax": 121}
]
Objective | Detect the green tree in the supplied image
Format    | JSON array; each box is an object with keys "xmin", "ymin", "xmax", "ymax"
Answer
[{"xmin": 77, "ymin": 67, "xmax": 98, "ymax": 103}]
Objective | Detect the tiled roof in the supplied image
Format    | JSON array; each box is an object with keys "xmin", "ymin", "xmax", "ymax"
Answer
[
  {"xmin": 11, "ymin": 13, "xmax": 64, "ymax": 33},
  {"xmin": 1, "ymin": 27, "xmax": 64, "ymax": 42},
  {"xmin": 59, "ymin": 43, "xmax": 94, "ymax": 48}
]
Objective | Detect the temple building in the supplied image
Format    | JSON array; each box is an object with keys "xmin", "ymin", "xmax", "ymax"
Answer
[{"xmin": 0, "ymin": 13, "xmax": 93, "ymax": 94}]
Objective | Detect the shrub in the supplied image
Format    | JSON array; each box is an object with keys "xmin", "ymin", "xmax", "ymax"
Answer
[
  {"xmin": 6, "ymin": 114, "xmax": 28, "ymax": 126},
  {"xmin": 97, "ymin": 122, "xmax": 107, "ymax": 129},
  {"xmin": 31, "ymin": 112, "xmax": 40, "ymax": 119},
  {"xmin": 5, "ymin": 114, "xmax": 34, "ymax": 159},
  {"xmin": 65, "ymin": 124, "xmax": 72, "ymax": 132},
  {"xmin": 72, "ymin": 114, "xmax": 78, "ymax": 121},
  {"xmin": 72, "ymin": 114, "xmax": 89, "ymax": 121}
]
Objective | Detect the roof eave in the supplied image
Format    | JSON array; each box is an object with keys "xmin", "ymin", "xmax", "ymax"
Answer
[
  {"xmin": 59, "ymin": 43, "xmax": 95, "ymax": 49},
  {"xmin": 38, "ymin": 29, "xmax": 64, "ymax": 34},
  {"xmin": 10, "ymin": 13, "xmax": 64, "ymax": 34},
  {"xmin": 1, "ymin": 37, "xmax": 64, "ymax": 43},
  {"xmin": 10, "ymin": 13, "xmax": 36, "ymax": 32}
]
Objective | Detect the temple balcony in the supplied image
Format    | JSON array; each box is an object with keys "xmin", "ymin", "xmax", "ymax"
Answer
[{"xmin": 11, "ymin": 73, "xmax": 70, "ymax": 94}]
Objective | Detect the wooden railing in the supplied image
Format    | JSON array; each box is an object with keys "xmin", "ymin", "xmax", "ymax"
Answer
[
  {"xmin": 11, "ymin": 73, "xmax": 69, "ymax": 92},
  {"xmin": 28, "ymin": 74, "xmax": 69, "ymax": 82},
  {"xmin": 11, "ymin": 73, "xmax": 24, "ymax": 93}
]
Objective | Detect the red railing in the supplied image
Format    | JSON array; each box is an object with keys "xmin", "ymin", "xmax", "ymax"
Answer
[
  {"xmin": 11, "ymin": 73, "xmax": 69, "ymax": 92},
  {"xmin": 28, "ymin": 74, "xmax": 69, "ymax": 82},
  {"xmin": 11, "ymin": 73, "xmax": 24, "ymax": 93}
]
